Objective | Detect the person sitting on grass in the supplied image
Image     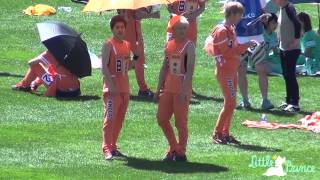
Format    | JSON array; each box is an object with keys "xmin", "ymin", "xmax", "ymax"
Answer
[
  {"xmin": 101, "ymin": 15, "xmax": 137, "ymax": 161},
  {"xmin": 154, "ymin": 15, "xmax": 195, "ymax": 162},
  {"xmin": 204, "ymin": 1, "xmax": 255, "ymax": 144},
  {"xmin": 263, "ymin": 13, "xmax": 282, "ymax": 75},
  {"xmin": 12, "ymin": 50, "xmax": 81, "ymax": 98},
  {"xmin": 297, "ymin": 12, "xmax": 320, "ymax": 75}
]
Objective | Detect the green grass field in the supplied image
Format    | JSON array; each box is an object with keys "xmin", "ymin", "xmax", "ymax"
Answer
[{"xmin": 1, "ymin": 0, "xmax": 320, "ymax": 179}]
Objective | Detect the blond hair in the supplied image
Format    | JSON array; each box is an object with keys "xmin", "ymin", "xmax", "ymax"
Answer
[{"xmin": 223, "ymin": 1, "xmax": 244, "ymax": 18}]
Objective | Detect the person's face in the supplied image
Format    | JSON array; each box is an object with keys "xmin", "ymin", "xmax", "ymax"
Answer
[
  {"xmin": 268, "ymin": 20, "xmax": 278, "ymax": 32},
  {"xmin": 272, "ymin": 0, "xmax": 283, "ymax": 6},
  {"xmin": 229, "ymin": 13, "xmax": 243, "ymax": 25},
  {"xmin": 112, "ymin": 22, "xmax": 126, "ymax": 40},
  {"xmin": 173, "ymin": 22, "xmax": 188, "ymax": 40}
]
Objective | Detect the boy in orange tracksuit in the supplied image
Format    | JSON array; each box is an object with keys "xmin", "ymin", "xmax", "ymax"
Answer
[
  {"xmin": 204, "ymin": 1, "xmax": 255, "ymax": 144},
  {"xmin": 154, "ymin": 15, "xmax": 195, "ymax": 162},
  {"xmin": 12, "ymin": 50, "xmax": 80, "ymax": 97},
  {"xmin": 167, "ymin": 0, "xmax": 206, "ymax": 44},
  {"xmin": 117, "ymin": 8, "xmax": 159, "ymax": 97},
  {"xmin": 101, "ymin": 15, "xmax": 137, "ymax": 160}
]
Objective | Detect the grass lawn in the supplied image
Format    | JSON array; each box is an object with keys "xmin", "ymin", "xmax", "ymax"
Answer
[{"xmin": 0, "ymin": 0, "xmax": 320, "ymax": 179}]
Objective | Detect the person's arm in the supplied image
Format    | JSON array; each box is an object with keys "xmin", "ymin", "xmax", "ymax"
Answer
[
  {"xmin": 179, "ymin": 42, "xmax": 195, "ymax": 104},
  {"xmin": 135, "ymin": 8, "xmax": 160, "ymax": 20},
  {"xmin": 101, "ymin": 42, "xmax": 116, "ymax": 96},
  {"xmin": 213, "ymin": 28, "xmax": 252, "ymax": 56},
  {"xmin": 28, "ymin": 57, "xmax": 42, "ymax": 66},
  {"xmin": 154, "ymin": 54, "xmax": 168, "ymax": 102},
  {"xmin": 184, "ymin": 1, "xmax": 205, "ymax": 20},
  {"xmin": 285, "ymin": 4, "xmax": 301, "ymax": 39}
]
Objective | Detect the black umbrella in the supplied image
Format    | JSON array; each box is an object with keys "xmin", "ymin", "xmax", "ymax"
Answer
[{"xmin": 37, "ymin": 22, "xmax": 91, "ymax": 78}]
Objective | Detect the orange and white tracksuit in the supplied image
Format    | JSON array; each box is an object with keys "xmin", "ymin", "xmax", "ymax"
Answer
[
  {"xmin": 118, "ymin": 10, "xmax": 148, "ymax": 91},
  {"xmin": 102, "ymin": 38, "xmax": 131, "ymax": 154},
  {"xmin": 17, "ymin": 51, "xmax": 80, "ymax": 96},
  {"xmin": 204, "ymin": 24, "xmax": 248, "ymax": 136},
  {"xmin": 157, "ymin": 39, "xmax": 194, "ymax": 156},
  {"xmin": 167, "ymin": 0, "xmax": 203, "ymax": 44}
]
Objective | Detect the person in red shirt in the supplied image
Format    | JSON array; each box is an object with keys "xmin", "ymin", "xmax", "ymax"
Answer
[
  {"xmin": 101, "ymin": 15, "xmax": 137, "ymax": 160},
  {"xmin": 117, "ymin": 8, "xmax": 159, "ymax": 97},
  {"xmin": 154, "ymin": 15, "xmax": 195, "ymax": 162},
  {"xmin": 204, "ymin": 1, "xmax": 255, "ymax": 144},
  {"xmin": 12, "ymin": 50, "xmax": 80, "ymax": 97},
  {"xmin": 167, "ymin": 0, "xmax": 206, "ymax": 45}
]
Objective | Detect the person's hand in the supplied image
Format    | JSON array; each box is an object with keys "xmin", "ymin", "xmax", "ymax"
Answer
[
  {"xmin": 109, "ymin": 85, "xmax": 117, "ymax": 96},
  {"xmin": 178, "ymin": 91, "xmax": 187, "ymax": 104},
  {"xmin": 246, "ymin": 40, "xmax": 257, "ymax": 49},
  {"xmin": 260, "ymin": 13, "xmax": 271, "ymax": 23}
]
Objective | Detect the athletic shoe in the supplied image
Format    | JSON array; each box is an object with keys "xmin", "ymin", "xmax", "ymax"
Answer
[
  {"xmin": 111, "ymin": 150, "xmax": 127, "ymax": 158},
  {"xmin": 261, "ymin": 99, "xmax": 275, "ymax": 110},
  {"xmin": 279, "ymin": 102, "xmax": 288, "ymax": 110},
  {"xmin": 283, "ymin": 104, "xmax": 300, "ymax": 113},
  {"xmin": 224, "ymin": 135, "xmax": 241, "ymax": 145},
  {"xmin": 11, "ymin": 85, "xmax": 31, "ymax": 92},
  {"xmin": 138, "ymin": 89, "xmax": 154, "ymax": 97},
  {"xmin": 212, "ymin": 133, "xmax": 227, "ymax": 145},
  {"xmin": 175, "ymin": 154, "xmax": 187, "ymax": 162},
  {"xmin": 239, "ymin": 99, "xmax": 251, "ymax": 109},
  {"xmin": 104, "ymin": 151, "xmax": 113, "ymax": 161},
  {"xmin": 162, "ymin": 151, "xmax": 175, "ymax": 162}
]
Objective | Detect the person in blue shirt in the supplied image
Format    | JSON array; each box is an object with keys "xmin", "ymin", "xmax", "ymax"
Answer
[{"xmin": 236, "ymin": 0, "xmax": 275, "ymax": 110}]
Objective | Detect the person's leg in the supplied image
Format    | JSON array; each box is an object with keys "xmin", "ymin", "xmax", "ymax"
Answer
[
  {"xmin": 173, "ymin": 94, "xmax": 191, "ymax": 158},
  {"xmin": 238, "ymin": 60, "xmax": 250, "ymax": 107},
  {"xmin": 214, "ymin": 74, "xmax": 237, "ymax": 144},
  {"xmin": 112, "ymin": 93, "xmax": 129, "ymax": 152},
  {"xmin": 156, "ymin": 92, "xmax": 177, "ymax": 153},
  {"xmin": 255, "ymin": 62, "xmax": 274, "ymax": 109},
  {"xmin": 285, "ymin": 50, "xmax": 301, "ymax": 106},
  {"xmin": 134, "ymin": 41, "xmax": 151, "ymax": 95},
  {"xmin": 13, "ymin": 63, "xmax": 43, "ymax": 90},
  {"xmin": 280, "ymin": 50, "xmax": 291, "ymax": 105},
  {"xmin": 102, "ymin": 93, "xmax": 120, "ymax": 158}
]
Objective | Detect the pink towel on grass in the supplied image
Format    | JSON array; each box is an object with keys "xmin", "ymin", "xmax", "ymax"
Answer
[{"xmin": 242, "ymin": 112, "xmax": 320, "ymax": 133}]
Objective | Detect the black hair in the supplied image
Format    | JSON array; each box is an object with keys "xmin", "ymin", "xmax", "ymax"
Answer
[
  {"xmin": 263, "ymin": 13, "xmax": 278, "ymax": 29},
  {"xmin": 110, "ymin": 15, "xmax": 127, "ymax": 30},
  {"xmin": 297, "ymin": 12, "xmax": 312, "ymax": 32}
]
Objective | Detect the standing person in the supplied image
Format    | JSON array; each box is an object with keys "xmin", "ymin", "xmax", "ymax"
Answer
[
  {"xmin": 167, "ymin": 0, "xmax": 206, "ymax": 44},
  {"xmin": 273, "ymin": 0, "xmax": 301, "ymax": 112},
  {"xmin": 298, "ymin": 12, "xmax": 320, "ymax": 75},
  {"xmin": 12, "ymin": 50, "xmax": 81, "ymax": 97},
  {"xmin": 101, "ymin": 15, "xmax": 137, "ymax": 160},
  {"xmin": 236, "ymin": 0, "xmax": 276, "ymax": 109},
  {"xmin": 117, "ymin": 8, "xmax": 160, "ymax": 97},
  {"xmin": 154, "ymin": 15, "xmax": 195, "ymax": 162},
  {"xmin": 204, "ymin": 1, "xmax": 255, "ymax": 144}
]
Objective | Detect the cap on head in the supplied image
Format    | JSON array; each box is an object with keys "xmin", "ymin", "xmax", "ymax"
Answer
[{"xmin": 167, "ymin": 15, "xmax": 189, "ymax": 33}]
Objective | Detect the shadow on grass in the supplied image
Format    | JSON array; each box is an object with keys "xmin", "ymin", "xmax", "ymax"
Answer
[
  {"xmin": 130, "ymin": 95, "xmax": 201, "ymax": 105},
  {"xmin": 0, "ymin": 71, "xmax": 24, "ymax": 78},
  {"xmin": 229, "ymin": 143, "xmax": 282, "ymax": 152},
  {"xmin": 57, "ymin": 95, "xmax": 100, "ymax": 101},
  {"xmin": 125, "ymin": 157, "xmax": 228, "ymax": 174},
  {"xmin": 192, "ymin": 90, "xmax": 224, "ymax": 102}
]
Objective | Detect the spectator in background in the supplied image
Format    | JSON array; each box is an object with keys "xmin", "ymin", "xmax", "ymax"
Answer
[
  {"xmin": 117, "ymin": 7, "xmax": 160, "ymax": 97},
  {"xmin": 298, "ymin": 12, "xmax": 320, "ymax": 75},
  {"xmin": 273, "ymin": 0, "xmax": 301, "ymax": 113},
  {"xmin": 236, "ymin": 0, "xmax": 275, "ymax": 109}
]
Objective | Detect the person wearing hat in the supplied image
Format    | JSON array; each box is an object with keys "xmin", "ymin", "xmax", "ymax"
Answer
[{"xmin": 154, "ymin": 15, "xmax": 195, "ymax": 162}]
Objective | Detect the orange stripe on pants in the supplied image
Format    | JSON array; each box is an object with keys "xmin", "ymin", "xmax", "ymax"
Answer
[
  {"xmin": 156, "ymin": 92, "xmax": 190, "ymax": 155},
  {"xmin": 214, "ymin": 74, "xmax": 237, "ymax": 136},
  {"xmin": 102, "ymin": 93, "xmax": 129, "ymax": 153}
]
